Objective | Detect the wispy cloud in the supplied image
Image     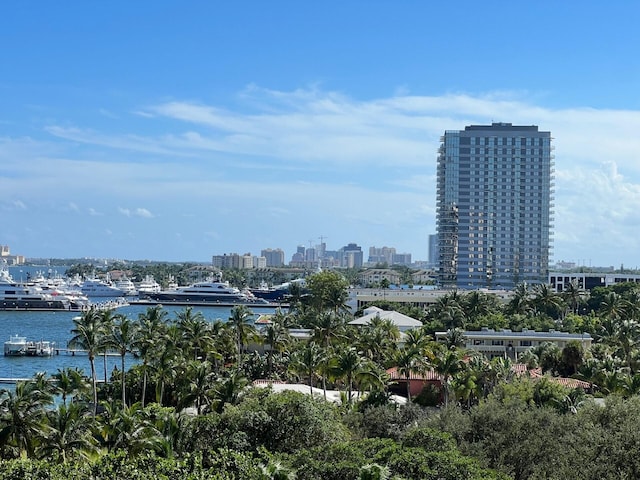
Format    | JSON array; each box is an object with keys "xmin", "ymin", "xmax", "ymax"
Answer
[{"xmin": 118, "ymin": 207, "xmax": 155, "ymax": 218}]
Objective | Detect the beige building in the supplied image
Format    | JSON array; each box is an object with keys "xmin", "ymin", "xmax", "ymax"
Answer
[{"xmin": 435, "ymin": 328, "xmax": 593, "ymax": 360}]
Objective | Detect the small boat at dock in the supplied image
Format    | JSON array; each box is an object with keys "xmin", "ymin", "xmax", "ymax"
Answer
[{"xmin": 4, "ymin": 334, "xmax": 54, "ymax": 357}]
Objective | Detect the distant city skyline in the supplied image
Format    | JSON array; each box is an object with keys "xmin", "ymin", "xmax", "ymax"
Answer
[{"xmin": 2, "ymin": 3, "xmax": 640, "ymax": 267}]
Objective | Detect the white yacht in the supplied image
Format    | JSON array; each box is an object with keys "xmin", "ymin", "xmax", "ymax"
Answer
[
  {"xmin": 80, "ymin": 278, "xmax": 127, "ymax": 297},
  {"xmin": 0, "ymin": 266, "xmax": 86, "ymax": 311},
  {"xmin": 137, "ymin": 275, "xmax": 161, "ymax": 297},
  {"xmin": 113, "ymin": 276, "xmax": 138, "ymax": 296},
  {"xmin": 144, "ymin": 274, "xmax": 268, "ymax": 305}
]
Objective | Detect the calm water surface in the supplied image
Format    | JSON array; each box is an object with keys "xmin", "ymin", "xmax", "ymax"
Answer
[{"xmin": 0, "ymin": 296, "xmax": 275, "ymax": 380}]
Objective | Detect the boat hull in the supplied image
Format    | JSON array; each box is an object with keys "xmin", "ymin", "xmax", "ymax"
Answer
[
  {"xmin": 0, "ymin": 299, "xmax": 83, "ymax": 311},
  {"xmin": 142, "ymin": 292, "xmax": 269, "ymax": 305}
]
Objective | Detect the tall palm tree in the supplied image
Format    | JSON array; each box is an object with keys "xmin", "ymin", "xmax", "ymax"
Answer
[
  {"xmin": 331, "ymin": 346, "xmax": 365, "ymax": 404},
  {"xmin": 99, "ymin": 401, "xmax": 163, "ymax": 456},
  {"xmin": 180, "ymin": 360, "xmax": 215, "ymax": 415},
  {"xmin": 289, "ymin": 341, "xmax": 325, "ymax": 394},
  {"xmin": 69, "ymin": 308, "xmax": 103, "ymax": 415},
  {"xmin": 136, "ymin": 305, "xmax": 168, "ymax": 407},
  {"xmin": 228, "ymin": 305, "xmax": 256, "ymax": 364},
  {"xmin": 562, "ymin": 279, "xmax": 588, "ymax": 315},
  {"xmin": 104, "ymin": 314, "xmax": 140, "ymax": 406},
  {"xmin": 357, "ymin": 317, "xmax": 399, "ymax": 366},
  {"xmin": 97, "ymin": 308, "xmax": 118, "ymax": 383},
  {"xmin": 393, "ymin": 345, "xmax": 427, "ymax": 402},
  {"xmin": 263, "ymin": 315, "xmax": 290, "ymax": 376},
  {"xmin": 432, "ymin": 346, "xmax": 466, "ymax": 406},
  {"xmin": 152, "ymin": 324, "xmax": 182, "ymax": 406},
  {"xmin": 599, "ymin": 291, "xmax": 627, "ymax": 322}
]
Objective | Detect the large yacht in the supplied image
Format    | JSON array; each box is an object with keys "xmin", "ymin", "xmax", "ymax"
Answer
[
  {"xmin": 137, "ymin": 275, "xmax": 162, "ymax": 297},
  {"xmin": 0, "ymin": 266, "xmax": 87, "ymax": 311},
  {"xmin": 80, "ymin": 278, "xmax": 127, "ymax": 297},
  {"xmin": 143, "ymin": 275, "xmax": 268, "ymax": 305},
  {"xmin": 249, "ymin": 278, "xmax": 306, "ymax": 302},
  {"xmin": 113, "ymin": 276, "xmax": 138, "ymax": 296}
]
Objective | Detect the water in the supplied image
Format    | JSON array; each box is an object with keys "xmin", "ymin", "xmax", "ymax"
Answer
[{"xmin": 0, "ymin": 294, "xmax": 277, "ymax": 381}]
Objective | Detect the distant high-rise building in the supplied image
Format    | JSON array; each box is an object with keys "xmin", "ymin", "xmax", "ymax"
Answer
[
  {"xmin": 368, "ymin": 246, "xmax": 396, "ymax": 265},
  {"xmin": 261, "ymin": 248, "xmax": 285, "ymax": 267},
  {"xmin": 436, "ymin": 123, "xmax": 553, "ymax": 289},
  {"xmin": 340, "ymin": 243, "xmax": 364, "ymax": 269},
  {"xmin": 392, "ymin": 253, "xmax": 412, "ymax": 266}
]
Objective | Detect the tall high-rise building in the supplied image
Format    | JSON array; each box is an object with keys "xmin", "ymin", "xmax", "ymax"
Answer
[
  {"xmin": 436, "ymin": 123, "xmax": 553, "ymax": 289},
  {"xmin": 261, "ymin": 248, "xmax": 285, "ymax": 267}
]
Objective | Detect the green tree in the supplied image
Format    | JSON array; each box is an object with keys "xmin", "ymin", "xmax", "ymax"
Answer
[
  {"xmin": 38, "ymin": 402, "xmax": 98, "ymax": 464},
  {"xmin": 306, "ymin": 270, "xmax": 350, "ymax": 314},
  {"xmin": 0, "ymin": 378, "xmax": 53, "ymax": 458},
  {"xmin": 69, "ymin": 308, "xmax": 103, "ymax": 415},
  {"xmin": 229, "ymin": 305, "xmax": 257, "ymax": 364},
  {"xmin": 104, "ymin": 314, "xmax": 140, "ymax": 406},
  {"xmin": 136, "ymin": 305, "xmax": 168, "ymax": 407}
]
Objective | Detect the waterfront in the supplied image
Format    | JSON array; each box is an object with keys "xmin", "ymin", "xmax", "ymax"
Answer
[{"xmin": 0, "ymin": 300, "xmax": 277, "ymax": 382}]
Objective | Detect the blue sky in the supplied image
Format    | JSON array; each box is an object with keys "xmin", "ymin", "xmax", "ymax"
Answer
[{"xmin": 2, "ymin": 2, "xmax": 640, "ymax": 268}]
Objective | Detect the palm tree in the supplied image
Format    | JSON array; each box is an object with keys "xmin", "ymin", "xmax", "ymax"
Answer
[
  {"xmin": 289, "ymin": 341, "xmax": 325, "ymax": 394},
  {"xmin": 432, "ymin": 346, "xmax": 466, "ymax": 406},
  {"xmin": 0, "ymin": 378, "xmax": 54, "ymax": 458},
  {"xmin": 442, "ymin": 327, "xmax": 466, "ymax": 350},
  {"xmin": 99, "ymin": 401, "xmax": 163, "ymax": 456},
  {"xmin": 38, "ymin": 402, "xmax": 97, "ymax": 464},
  {"xmin": 97, "ymin": 308, "xmax": 118, "ymax": 383},
  {"xmin": 331, "ymin": 346, "xmax": 365, "ymax": 404},
  {"xmin": 599, "ymin": 291, "xmax": 627, "ymax": 322},
  {"xmin": 51, "ymin": 367, "xmax": 89, "ymax": 406},
  {"xmin": 152, "ymin": 326, "xmax": 181, "ymax": 406},
  {"xmin": 263, "ymin": 315, "xmax": 290, "ymax": 376},
  {"xmin": 393, "ymin": 345, "xmax": 427, "ymax": 401},
  {"xmin": 562, "ymin": 279, "xmax": 588, "ymax": 315},
  {"xmin": 104, "ymin": 314, "xmax": 140, "ymax": 406},
  {"xmin": 180, "ymin": 360, "xmax": 215, "ymax": 415},
  {"xmin": 530, "ymin": 283, "xmax": 566, "ymax": 319},
  {"xmin": 311, "ymin": 310, "xmax": 346, "ymax": 349},
  {"xmin": 69, "ymin": 308, "xmax": 103, "ymax": 415},
  {"xmin": 136, "ymin": 305, "xmax": 168, "ymax": 407},
  {"xmin": 356, "ymin": 317, "xmax": 400, "ymax": 366},
  {"xmin": 506, "ymin": 282, "xmax": 532, "ymax": 315},
  {"xmin": 228, "ymin": 305, "xmax": 256, "ymax": 364},
  {"xmin": 176, "ymin": 307, "xmax": 211, "ymax": 361},
  {"xmin": 210, "ymin": 369, "xmax": 249, "ymax": 413}
]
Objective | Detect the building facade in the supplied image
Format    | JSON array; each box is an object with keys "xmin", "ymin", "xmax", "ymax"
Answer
[
  {"xmin": 436, "ymin": 123, "xmax": 553, "ymax": 289},
  {"xmin": 435, "ymin": 328, "xmax": 592, "ymax": 361},
  {"xmin": 261, "ymin": 248, "xmax": 285, "ymax": 267}
]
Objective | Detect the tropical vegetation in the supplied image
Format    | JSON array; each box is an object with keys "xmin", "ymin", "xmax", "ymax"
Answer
[{"xmin": 4, "ymin": 271, "xmax": 640, "ymax": 478}]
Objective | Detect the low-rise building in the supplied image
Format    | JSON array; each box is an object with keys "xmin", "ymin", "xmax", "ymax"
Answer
[{"xmin": 435, "ymin": 328, "xmax": 593, "ymax": 361}]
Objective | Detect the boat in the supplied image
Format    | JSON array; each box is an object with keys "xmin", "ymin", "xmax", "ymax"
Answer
[
  {"xmin": 137, "ymin": 275, "xmax": 162, "ymax": 297},
  {"xmin": 80, "ymin": 277, "xmax": 127, "ymax": 297},
  {"xmin": 0, "ymin": 265, "xmax": 88, "ymax": 311},
  {"xmin": 142, "ymin": 274, "xmax": 269, "ymax": 305},
  {"xmin": 113, "ymin": 276, "xmax": 138, "ymax": 296},
  {"xmin": 249, "ymin": 279, "xmax": 306, "ymax": 302},
  {"xmin": 4, "ymin": 335, "xmax": 54, "ymax": 357}
]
